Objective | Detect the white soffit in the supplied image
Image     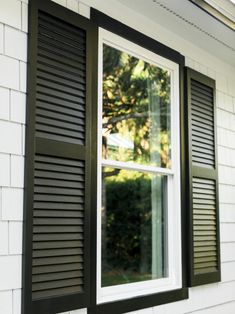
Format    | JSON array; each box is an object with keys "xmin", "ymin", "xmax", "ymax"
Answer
[
  {"xmin": 205, "ymin": 0, "xmax": 235, "ymax": 22},
  {"xmin": 117, "ymin": 0, "xmax": 235, "ymax": 67}
]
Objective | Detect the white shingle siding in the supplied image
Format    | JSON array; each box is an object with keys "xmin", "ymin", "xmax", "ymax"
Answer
[
  {"xmin": 9, "ymin": 221, "xmax": 23, "ymax": 255},
  {"xmin": 0, "ymin": 221, "xmax": 8, "ymax": 255},
  {"xmin": 78, "ymin": 2, "xmax": 90, "ymax": 19},
  {"xmin": 221, "ymin": 242, "xmax": 235, "ymax": 263},
  {"xmin": 0, "ymin": 121, "xmax": 22, "ymax": 155},
  {"xmin": 66, "ymin": 0, "xmax": 79, "ymax": 12},
  {"xmin": 0, "ymin": 290, "xmax": 13, "ymax": 314},
  {"xmin": 13, "ymin": 289, "xmax": 21, "ymax": 314},
  {"xmin": 0, "ymin": 2, "xmax": 26, "ymax": 314},
  {"xmin": 0, "ymin": 153, "xmax": 10, "ymax": 186},
  {"xmin": 0, "ymin": 255, "xmax": 22, "ymax": 290},
  {"xmin": 1, "ymin": 188, "xmax": 24, "ymax": 221},
  {"xmin": 0, "ymin": 0, "xmax": 21, "ymax": 30},
  {"xmin": 0, "ymin": 87, "xmax": 10, "ymax": 121},
  {"xmin": 10, "ymin": 91, "xmax": 26, "ymax": 124},
  {"xmin": 0, "ymin": 0, "xmax": 234, "ymax": 314},
  {"xmin": 52, "ymin": 0, "xmax": 67, "ymax": 6},
  {"xmin": 10, "ymin": 155, "xmax": 24, "ymax": 188},
  {"xmin": 21, "ymin": 2, "xmax": 28, "ymax": 33},
  {"xmin": 0, "ymin": 55, "xmax": 20, "ymax": 90},
  {"xmin": 19, "ymin": 61, "xmax": 27, "ymax": 93},
  {"xmin": 4, "ymin": 26, "xmax": 27, "ymax": 62},
  {"xmin": 0, "ymin": 23, "xmax": 4, "ymax": 54}
]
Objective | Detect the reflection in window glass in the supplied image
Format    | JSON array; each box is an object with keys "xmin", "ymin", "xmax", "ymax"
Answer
[
  {"xmin": 101, "ymin": 167, "xmax": 168, "ymax": 287},
  {"xmin": 102, "ymin": 44, "xmax": 171, "ymax": 168}
]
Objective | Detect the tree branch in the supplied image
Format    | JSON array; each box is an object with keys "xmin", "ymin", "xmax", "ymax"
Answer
[{"xmin": 103, "ymin": 112, "xmax": 148, "ymax": 128}]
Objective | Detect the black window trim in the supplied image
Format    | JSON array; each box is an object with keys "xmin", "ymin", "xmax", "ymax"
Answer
[{"xmin": 88, "ymin": 8, "xmax": 188, "ymax": 314}]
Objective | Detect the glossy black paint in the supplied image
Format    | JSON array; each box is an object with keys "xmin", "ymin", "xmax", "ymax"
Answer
[
  {"xmin": 22, "ymin": 0, "xmax": 98, "ymax": 313},
  {"xmin": 185, "ymin": 67, "xmax": 221, "ymax": 287},
  {"xmin": 90, "ymin": 8, "xmax": 185, "ymax": 66}
]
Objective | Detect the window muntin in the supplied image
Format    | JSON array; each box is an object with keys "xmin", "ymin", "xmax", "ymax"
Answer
[{"xmin": 97, "ymin": 29, "xmax": 182, "ymax": 303}]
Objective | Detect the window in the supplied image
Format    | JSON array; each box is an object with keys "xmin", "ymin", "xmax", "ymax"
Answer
[{"xmin": 97, "ymin": 29, "xmax": 182, "ymax": 303}]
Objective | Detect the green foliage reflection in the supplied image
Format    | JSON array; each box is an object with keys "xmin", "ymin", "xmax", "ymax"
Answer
[
  {"xmin": 101, "ymin": 44, "xmax": 168, "ymax": 287},
  {"xmin": 102, "ymin": 44, "xmax": 171, "ymax": 168},
  {"xmin": 102, "ymin": 170, "xmax": 153, "ymax": 286},
  {"xmin": 102, "ymin": 169, "xmax": 166, "ymax": 287}
]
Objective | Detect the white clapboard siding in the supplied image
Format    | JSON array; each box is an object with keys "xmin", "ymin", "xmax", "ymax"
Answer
[
  {"xmin": 221, "ymin": 242, "xmax": 235, "ymax": 262},
  {"xmin": 187, "ymin": 301, "xmax": 235, "ymax": 314},
  {"xmin": 221, "ymin": 261, "xmax": 235, "ymax": 283},
  {"xmin": 150, "ymin": 281, "xmax": 235, "ymax": 314},
  {"xmin": 219, "ymin": 184, "xmax": 235, "ymax": 204},
  {"xmin": 220, "ymin": 204, "xmax": 235, "ymax": 223},
  {"xmin": 218, "ymin": 128, "xmax": 235, "ymax": 150},
  {"xmin": 220, "ymin": 223, "xmax": 235, "ymax": 243},
  {"xmin": 217, "ymin": 91, "xmax": 234, "ymax": 113},
  {"xmin": 219, "ymin": 166, "xmax": 235, "ymax": 186},
  {"xmin": 218, "ymin": 146, "xmax": 235, "ymax": 168}
]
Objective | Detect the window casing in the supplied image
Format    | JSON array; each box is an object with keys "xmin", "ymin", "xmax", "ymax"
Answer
[{"xmin": 97, "ymin": 29, "xmax": 182, "ymax": 304}]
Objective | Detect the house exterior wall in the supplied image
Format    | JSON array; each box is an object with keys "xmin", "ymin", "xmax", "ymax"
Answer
[{"xmin": 0, "ymin": 0, "xmax": 234, "ymax": 313}]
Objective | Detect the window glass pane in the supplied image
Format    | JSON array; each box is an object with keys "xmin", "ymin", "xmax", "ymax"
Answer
[
  {"xmin": 101, "ymin": 167, "xmax": 168, "ymax": 287},
  {"xmin": 102, "ymin": 44, "xmax": 171, "ymax": 168}
]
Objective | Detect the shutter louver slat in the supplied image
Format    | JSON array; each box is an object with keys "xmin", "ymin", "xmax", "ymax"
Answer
[
  {"xmin": 34, "ymin": 240, "xmax": 83, "ymax": 249},
  {"xmin": 32, "ymin": 263, "xmax": 83, "ymax": 275},
  {"xmin": 37, "ymin": 99, "xmax": 85, "ymax": 115},
  {"xmin": 39, "ymin": 14, "xmax": 85, "ymax": 39},
  {"xmin": 191, "ymin": 78, "xmax": 215, "ymax": 169},
  {"xmin": 36, "ymin": 12, "xmax": 86, "ymax": 146},
  {"xmin": 192, "ymin": 178, "xmax": 217, "ymax": 275},
  {"xmin": 33, "ymin": 233, "xmax": 83, "ymax": 242},
  {"xmin": 37, "ymin": 50, "xmax": 86, "ymax": 70},
  {"xmin": 37, "ymin": 70, "xmax": 85, "ymax": 91},
  {"xmin": 38, "ymin": 40, "xmax": 86, "ymax": 69},
  {"xmin": 186, "ymin": 68, "xmax": 220, "ymax": 287},
  {"xmin": 32, "ymin": 286, "xmax": 83, "ymax": 300},
  {"xmin": 33, "ymin": 270, "xmax": 83, "ymax": 283}
]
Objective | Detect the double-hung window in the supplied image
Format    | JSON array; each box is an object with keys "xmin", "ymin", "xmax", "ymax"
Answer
[{"xmin": 97, "ymin": 29, "xmax": 182, "ymax": 303}]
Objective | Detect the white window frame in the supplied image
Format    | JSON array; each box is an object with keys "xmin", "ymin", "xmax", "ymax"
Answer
[{"xmin": 97, "ymin": 28, "xmax": 182, "ymax": 304}]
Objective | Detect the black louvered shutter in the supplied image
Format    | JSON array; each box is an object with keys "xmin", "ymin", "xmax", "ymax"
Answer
[
  {"xmin": 23, "ymin": 1, "xmax": 97, "ymax": 313},
  {"xmin": 185, "ymin": 68, "xmax": 221, "ymax": 286}
]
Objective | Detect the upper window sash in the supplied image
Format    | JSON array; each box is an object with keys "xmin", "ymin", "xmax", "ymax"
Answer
[{"xmin": 100, "ymin": 29, "xmax": 180, "ymax": 174}]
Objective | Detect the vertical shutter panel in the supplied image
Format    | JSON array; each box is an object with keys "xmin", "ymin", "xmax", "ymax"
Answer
[
  {"xmin": 32, "ymin": 155, "xmax": 85, "ymax": 300},
  {"xmin": 36, "ymin": 11, "xmax": 86, "ymax": 145},
  {"xmin": 185, "ymin": 68, "xmax": 221, "ymax": 286},
  {"xmin": 23, "ymin": 1, "xmax": 97, "ymax": 313}
]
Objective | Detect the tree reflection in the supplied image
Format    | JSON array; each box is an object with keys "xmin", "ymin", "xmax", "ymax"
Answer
[
  {"xmin": 102, "ymin": 44, "xmax": 171, "ymax": 168},
  {"xmin": 101, "ymin": 45, "xmax": 169, "ymax": 287}
]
